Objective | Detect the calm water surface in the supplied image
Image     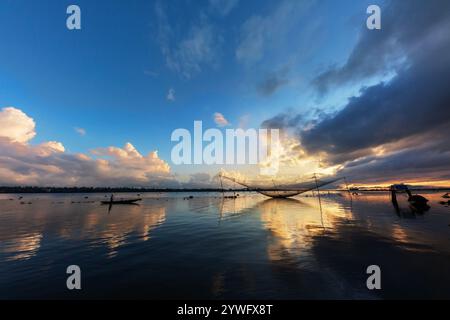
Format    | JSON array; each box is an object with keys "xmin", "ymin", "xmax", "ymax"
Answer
[{"xmin": 1, "ymin": 191, "xmax": 450, "ymax": 299}]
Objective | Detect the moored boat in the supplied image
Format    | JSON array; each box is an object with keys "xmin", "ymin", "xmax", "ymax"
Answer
[{"xmin": 101, "ymin": 198, "xmax": 142, "ymax": 205}]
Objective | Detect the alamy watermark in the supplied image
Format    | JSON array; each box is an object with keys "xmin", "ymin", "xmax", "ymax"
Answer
[
  {"xmin": 171, "ymin": 121, "xmax": 281, "ymax": 175},
  {"xmin": 65, "ymin": 4, "xmax": 379, "ymax": 31},
  {"xmin": 366, "ymin": 265, "xmax": 381, "ymax": 290},
  {"xmin": 367, "ymin": 5, "xmax": 381, "ymax": 30},
  {"xmin": 66, "ymin": 5, "xmax": 81, "ymax": 30},
  {"xmin": 66, "ymin": 265, "xmax": 81, "ymax": 290}
]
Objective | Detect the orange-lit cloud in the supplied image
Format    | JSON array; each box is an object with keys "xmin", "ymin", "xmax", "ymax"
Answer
[{"xmin": 214, "ymin": 112, "xmax": 230, "ymax": 127}]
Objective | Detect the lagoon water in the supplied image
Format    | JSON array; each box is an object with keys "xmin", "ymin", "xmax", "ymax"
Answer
[{"xmin": 1, "ymin": 191, "xmax": 450, "ymax": 299}]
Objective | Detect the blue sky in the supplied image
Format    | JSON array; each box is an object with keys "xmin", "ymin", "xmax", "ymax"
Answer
[
  {"xmin": 0, "ymin": 1, "xmax": 376, "ymax": 166},
  {"xmin": 7, "ymin": 0, "xmax": 450, "ymax": 187}
]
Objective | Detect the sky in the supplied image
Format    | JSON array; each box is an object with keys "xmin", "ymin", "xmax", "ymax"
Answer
[{"xmin": 0, "ymin": 0, "xmax": 449, "ymax": 188}]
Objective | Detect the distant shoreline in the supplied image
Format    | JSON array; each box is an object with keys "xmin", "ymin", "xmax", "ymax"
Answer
[{"xmin": 1, "ymin": 186, "xmax": 450, "ymax": 194}]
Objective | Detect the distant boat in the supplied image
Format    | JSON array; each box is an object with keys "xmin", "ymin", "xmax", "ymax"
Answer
[{"xmin": 101, "ymin": 198, "xmax": 142, "ymax": 205}]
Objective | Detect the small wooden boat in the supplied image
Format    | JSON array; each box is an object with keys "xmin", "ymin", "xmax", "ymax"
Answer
[{"xmin": 101, "ymin": 198, "xmax": 142, "ymax": 205}]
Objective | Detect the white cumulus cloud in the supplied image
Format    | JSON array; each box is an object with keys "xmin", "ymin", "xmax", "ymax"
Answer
[
  {"xmin": 0, "ymin": 107, "xmax": 172, "ymax": 187},
  {"xmin": 0, "ymin": 107, "xmax": 36, "ymax": 143}
]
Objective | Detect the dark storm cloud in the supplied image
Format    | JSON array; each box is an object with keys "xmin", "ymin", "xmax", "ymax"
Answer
[
  {"xmin": 302, "ymin": 0, "xmax": 450, "ymax": 159},
  {"xmin": 261, "ymin": 112, "xmax": 302, "ymax": 129},
  {"xmin": 313, "ymin": 0, "xmax": 450, "ymax": 95},
  {"xmin": 261, "ymin": 1, "xmax": 450, "ymax": 184},
  {"xmin": 340, "ymin": 141, "xmax": 450, "ymax": 184},
  {"xmin": 302, "ymin": 40, "xmax": 450, "ymax": 158}
]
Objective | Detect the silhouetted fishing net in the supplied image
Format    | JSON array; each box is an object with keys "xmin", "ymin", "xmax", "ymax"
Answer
[{"xmin": 219, "ymin": 174, "xmax": 343, "ymax": 198}]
